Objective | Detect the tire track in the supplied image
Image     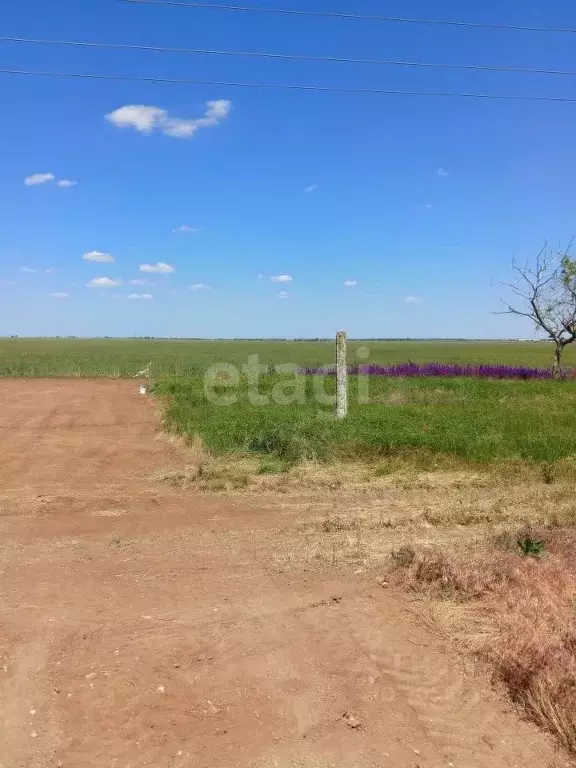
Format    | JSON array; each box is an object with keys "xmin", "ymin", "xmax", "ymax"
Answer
[{"xmin": 343, "ymin": 598, "xmax": 553, "ymax": 768}]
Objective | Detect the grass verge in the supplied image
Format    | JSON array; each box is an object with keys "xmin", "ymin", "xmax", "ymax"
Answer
[{"xmin": 156, "ymin": 374, "xmax": 576, "ymax": 465}]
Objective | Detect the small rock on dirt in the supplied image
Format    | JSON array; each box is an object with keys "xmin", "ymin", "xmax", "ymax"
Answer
[{"xmin": 342, "ymin": 711, "xmax": 362, "ymax": 729}]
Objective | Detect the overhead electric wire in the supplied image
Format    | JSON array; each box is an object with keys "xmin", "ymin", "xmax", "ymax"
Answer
[
  {"xmin": 3, "ymin": 67, "xmax": 576, "ymax": 102},
  {"xmin": 2, "ymin": 35, "xmax": 576, "ymax": 78},
  {"xmin": 121, "ymin": 0, "xmax": 576, "ymax": 35}
]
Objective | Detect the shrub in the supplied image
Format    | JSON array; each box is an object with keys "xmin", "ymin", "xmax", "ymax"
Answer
[{"xmin": 517, "ymin": 536, "xmax": 546, "ymax": 557}]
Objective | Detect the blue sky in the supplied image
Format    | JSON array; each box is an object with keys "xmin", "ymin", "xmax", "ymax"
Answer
[{"xmin": 1, "ymin": 0, "xmax": 576, "ymax": 338}]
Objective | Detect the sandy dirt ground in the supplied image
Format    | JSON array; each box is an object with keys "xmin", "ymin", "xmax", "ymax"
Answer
[{"xmin": 0, "ymin": 380, "xmax": 564, "ymax": 768}]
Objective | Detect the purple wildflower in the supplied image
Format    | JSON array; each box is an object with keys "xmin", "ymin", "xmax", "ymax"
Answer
[{"xmin": 299, "ymin": 362, "xmax": 571, "ymax": 380}]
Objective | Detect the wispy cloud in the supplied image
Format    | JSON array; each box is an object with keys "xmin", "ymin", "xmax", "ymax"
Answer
[
  {"xmin": 305, "ymin": 184, "xmax": 318, "ymax": 193},
  {"xmin": 24, "ymin": 173, "xmax": 55, "ymax": 186},
  {"xmin": 173, "ymin": 225, "xmax": 200, "ymax": 234},
  {"xmin": 403, "ymin": 295, "xmax": 423, "ymax": 304},
  {"xmin": 276, "ymin": 291, "xmax": 289, "ymax": 300},
  {"xmin": 87, "ymin": 277, "xmax": 122, "ymax": 288},
  {"xmin": 270, "ymin": 274, "xmax": 293, "ymax": 283},
  {"xmin": 0, "ymin": 279, "xmax": 16, "ymax": 285},
  {"xmin": 105, "ymin": 100, "xmax": 232, "ymax": 139},
  {"xmin": 83, "ymin": 251, "xmax": 114, "ymax": 263},
  {"xmin": 130, "ymin": 278, "xmax": 154, "ymax": 286},
  {"xmin": 45, "ymin": 268, "xmax": 57, "ymax": 274},
  {"xmin": 57, "ymin": 179, "xmax": 78, "ymax": 188},
  {"xmin": 140, "ymin": 262, "xmax": 174, "ymax": 274},
  {"xmin": 128, "ymin": 293, "xmax": 153, "ymax": 300},
  {"xmin": 188, "ymin": 283, "xmax": 210, "ymax": 291},
  {"xmin": 435, "ymin": 168, "xmax": 449, "ymax": 177},
  {"xmin": 20, "ymin": 267, "xmax": 36, "ymax": 273},
  {"xmin": 424, "ymin": 203, "xmax": 433, "ymax": 209},
  {"xmin": 50, "ymin": 292, "xmax": 69, "ymax": 299},
  {"xmin": 344, "ymin": 279, "xmax": 358, "ymax": 287}
]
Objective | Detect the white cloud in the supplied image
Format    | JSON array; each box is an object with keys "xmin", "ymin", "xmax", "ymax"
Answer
[
  {"xmin": 173, "ymin": 225, "xmax": 200, "ymax": 234},
  {"xmin": 128, "ymin": 293, "xmax": 154, "ymax": 300},
  {"xmin": 87, "ymin": 277, "xmax": 122, "ymax": 288},
  {"xmin": 0, "ymin": 279, "xmax": 16, "ymax": 285},
  {"xmin": 50, "ymin": 292, "xmax": 69, "ymax": 299},
  {"xmin": 424, "ymin": 203, "xmax": 433, "ymax": 209},
  {"xmin": 45, "ymin": 268, "xmax": 57, "ymax": 274},
  {"xmin": 105, "ymin": 100, "xmax": 232, "ymax": 139},
  {"xmin": 20, "ymin": 267, "xmax": 36, "ymax": 273},
  {"xmin": 270, "ymin": 274, "xmax": 293, "ymax": 283},
  {"xmin": 105, "ymin": 105, "xmax": 164, "ymax": 132},
  {"xmin": 344, "ymin": 279, "xmax": 358, "ymax": 287},
  {"xmin": 276, "ymin": 291, "xmax": 289, "ymax": 300},
  {"xmin": 140, "ymin": 262, "xmax": 174, "ymax": 273},
  {"xmin": 403, "ymin": 295, "xmax": 423, "ymax": 304},
  {"xmin": 435, "ymin": 168, "xmax": 449, "ymax": 177},
  {"xmin": 188, "ymin": 283, "xmax": 210, "ymax": 291},
  {"xmin": 305, "ymin": 184, "xmax": 318, "ymax": 193},
  {"xmin": 24, "ymin": 173, "xmax": 55, "ymax": 186},
  {"xmin": 57, "ymin": 179, "xmax": 78, "ymax": 188},
  {"xmin": 83, "ymin": 250, "xmax": 114, "ymax": 263},
  {"xmin": 163, "ymin": 100, "xmax": 232, "ymax": 137},
  {"xmin": 130, "ymin": 278, "xmax": 154, "ymax": 286}
]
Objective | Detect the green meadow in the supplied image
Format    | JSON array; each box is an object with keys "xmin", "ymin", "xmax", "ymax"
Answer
[
  {"xmin": 0, "ymin": 337, "xmax": 574, "ymax": 377},
  {"xmin": 158, "ymin": 373, "xmax": 576, "ymax": 466}
]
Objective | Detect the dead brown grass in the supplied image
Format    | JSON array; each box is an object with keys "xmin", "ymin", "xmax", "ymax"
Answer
[{"xmin": 392, "ymin": 528, "xmax": 576, "ymax": 755}]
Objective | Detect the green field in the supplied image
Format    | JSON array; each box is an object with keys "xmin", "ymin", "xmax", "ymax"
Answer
[
  {"xmin": 0, "ymin": 337, "xmax": 574, "ymax": 377},
  {"xmin": 2, "ymin": 337, "xmax": 576, "ymax": 466},
  {"xmin": 158, "ymin": 374, "xmax": 576, "ymax": 465}
]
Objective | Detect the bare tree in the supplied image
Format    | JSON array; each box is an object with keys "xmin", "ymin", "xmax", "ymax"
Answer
[{"xmin": 500, "ymin": 242, "xmax": 576, "ymax": 378}]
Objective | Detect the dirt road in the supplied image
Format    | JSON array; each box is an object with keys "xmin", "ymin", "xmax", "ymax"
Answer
[{"xmin": 0, "ymin": 380, "xmax": 561, "ymax": 767}]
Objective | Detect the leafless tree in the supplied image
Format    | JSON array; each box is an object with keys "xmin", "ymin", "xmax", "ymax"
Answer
[{"xmin": 499, "ymin": 242, "xmax": 576, "ymax": 378}]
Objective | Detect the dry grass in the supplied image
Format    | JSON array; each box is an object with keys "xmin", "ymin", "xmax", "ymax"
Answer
[
  {"xmin": 152, "ymin": 437, "xmax": 253, "ymax": 491},
  {"xmin": 153, "ymin": 443, "xmax": 576, "ymax": 495},
  {"xmin": 391, "ymin": 529, "xmax": 576, "ymax": 755}
]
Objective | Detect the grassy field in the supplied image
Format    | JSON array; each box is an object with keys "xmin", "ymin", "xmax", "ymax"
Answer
[
  {"xmin": 158, "ymin": 374, "xmax": 576, "ymax": 465},
  {"xmin": 1, "ymin": 337, "xmax": 575, "ymax": 377},
  {"xmin": 3, "ymin": 337, "xmax": 576, "ymax": 466}
]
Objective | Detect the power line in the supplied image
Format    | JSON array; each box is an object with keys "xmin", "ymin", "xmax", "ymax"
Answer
[
  {"xmin": 3, "ymin": 68, "xmax": 576, "ymax": 102},
  {"xmin": 3, "ymin": 35, "xmax": 576, "ymax": 78},
  {"xmin": 121, "ymin": 0, "xmax": 576, "ymax": 35}
]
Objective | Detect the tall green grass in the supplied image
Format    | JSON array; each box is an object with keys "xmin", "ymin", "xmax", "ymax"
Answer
[{"xmin": 157, "ymin": 375, "xmax": 576, "ymax": 465}]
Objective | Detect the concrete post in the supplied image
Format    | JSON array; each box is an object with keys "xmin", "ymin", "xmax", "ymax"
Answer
[{"xmin": 336, "ymin": 331, "xmax": 348, "ymax": 419}]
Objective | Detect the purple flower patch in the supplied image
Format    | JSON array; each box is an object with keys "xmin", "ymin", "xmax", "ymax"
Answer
[{"xmin": 299, "ymin": 362, "xmax": 572, "ymax": 380}]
